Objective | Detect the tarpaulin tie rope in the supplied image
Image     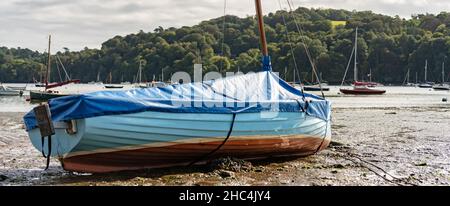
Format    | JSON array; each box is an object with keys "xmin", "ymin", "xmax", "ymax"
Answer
[
  {"xmin": 41, "ymin": 135, "xmax": 52, "ymax": 170},
  {"xmin": 294, "ymin": 99, "xmax": 309, "ymax": 114},
  {"xmin": 188, "ymin": 113, "xmax": 237, "ymax": 166}
]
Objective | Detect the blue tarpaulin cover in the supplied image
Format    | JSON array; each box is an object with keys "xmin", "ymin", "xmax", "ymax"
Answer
[{"xmin": 24, "ymin": 71, "xmax": 331, "ymax": 130}]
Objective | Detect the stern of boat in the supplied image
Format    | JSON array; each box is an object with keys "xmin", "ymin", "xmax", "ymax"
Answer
[{"xmin": 28, "ymin": 119, "xmax": 85, "ymax": 158}]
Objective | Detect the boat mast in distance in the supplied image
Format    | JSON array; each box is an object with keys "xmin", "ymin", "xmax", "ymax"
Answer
[
  {"xmin": 419, "ymin": 60, "xmax": 433, "ymax": 88},
  {"xmin": 354, "ymin": 27, "xmax": 358, "ymax": 82},
  {"xmin": 45, "ymin": 35, "xmax": 51, "ymax": 89},
  {"xmin": 425, "ymin": 59, "xmax": 428, "ymax": 83}
]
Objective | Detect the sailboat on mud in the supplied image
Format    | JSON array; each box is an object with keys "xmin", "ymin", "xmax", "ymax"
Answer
[
  {"xmin": 418, "ymin": 60, "xmax": 434, "ymax": 88},
  {"xmin": 402, "ymin": 68, "xmax": 416, "ymax": 87},
  {"xmin": 23, "ymin": 0, "xmax": 332, "ymax": 173},
  {"xmin": 29, "ymin": 35, "xmax": 80, "ymax": 102},
  {"xmin": 433, "ymin": 61, "xmax": 450, "ymax": 90},
  {"xmin": 340, "ymin": 28, "xmax": 386, "ymax": 95},
  {"xmin": 303, "ymin": 71, "xmax": 330, "ymax": 91},
  {"xmin": 105, "ymin": 72, "xmax": 124, "ymax": 89}
]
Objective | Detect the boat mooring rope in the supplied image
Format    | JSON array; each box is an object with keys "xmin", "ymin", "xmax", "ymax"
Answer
[
  {"xmin": 188, "ymin": 113, "xmax": 237, "ymax": 166},
  {"xmin": 41, "ymin": 135, "xmax": 52, "ymax": 170},
  {"xmin": 331, "ymin": 145, "xmax": 418, "ymax": 186}
]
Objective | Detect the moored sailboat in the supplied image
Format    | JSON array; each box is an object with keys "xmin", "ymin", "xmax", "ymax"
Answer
[
  {"xmin": 30, "ymin": 35, "xmax": 80, "ymax": 102},
  {"xmin": 402, "ymin": 68, "xmax": 416, "ymax": 87},
  {"xmin": 23, "ymin": 0, "xmax": 332, "ymax": 173},
  {"xmin": 433, "ymin": 61, "xmax": 449, "ymax": 91},
  {"xmin": 418, "ymin": 60, "xmax": 433, "ymax": 88},
  {"xmin": 340, "ymin": 28, "xmax": 386, "ymax": 95},
  {"xmin": 105, "ymin": 72, "xmax": 124, "ymax": 89}
]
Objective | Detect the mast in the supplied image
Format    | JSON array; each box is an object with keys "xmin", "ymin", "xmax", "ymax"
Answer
[
  {"xmin": 293, "ymin": 68, "xmax": 296, "ymax": 83},
  {"xmin": 254, "ymin": 0, "xmax": 271, "ymax": 71},
  {"xmin": 45, "ymin": 35, "xmax": 51, "ymax": 89},
  {"xmin": 424, "ymin": 60, "xmax": 428, "ymax": 82},
  {"xmin": 139, "ymin": 60, "xmax": 142, "ymax": 84},
  {"xmin": 415, "ymin": 72, "xmax": 418, "ymax": 84},
  {"xmin": 284, "ymin": 67, "xmax": 287, "ymax": 79},
  {"xmin": 354, "ymin": 27, "xmax": 358, "ymax": 82},
  {"xmin": 442, "ymin": 61, "xmax": 445, "ymax": 83},
  {"xmin": 407, "ymin": 68, "xmax": 410, "ymax": 84}
]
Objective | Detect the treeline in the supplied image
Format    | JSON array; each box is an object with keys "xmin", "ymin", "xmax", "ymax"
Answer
[{"xmin": 1, "ymin": 7, "xmax": 450, "ymax": 84}]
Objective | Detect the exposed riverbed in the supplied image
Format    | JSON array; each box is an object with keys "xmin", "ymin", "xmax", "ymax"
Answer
[{"xmin": 1, "ymin": 105, "xmax": 449, "ymax": 186}]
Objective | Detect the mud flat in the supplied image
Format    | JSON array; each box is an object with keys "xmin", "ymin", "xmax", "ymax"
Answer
[{"xmin": 0, "ymin": 106, "xmax": 449, "ymax": 186}]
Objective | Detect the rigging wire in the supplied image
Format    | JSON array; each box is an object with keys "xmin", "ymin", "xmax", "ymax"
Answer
[
  {"xmin": 219, "ymin": 0, "xmax": 228, "ymax": 73},
  {"xmin": 56, "ymin": 55, "xmax": 71, "ymax": 81},
  {"xmin": 340, "ymin": 45, "xmax": 356, "ymax": 88},
  {"xmin": 277, "ymin": 0, "xmax": 306, "ymax": 100},
  {"xmin": 55, "ymin": 57, "xmax": 63, "ymax": 83},
  {"xmin": 286, "ymin": 0, "xmax": 325, "ymax": 98}
]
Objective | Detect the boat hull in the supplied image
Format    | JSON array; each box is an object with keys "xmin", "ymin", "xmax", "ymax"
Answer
[
  {"xmin": 7, "ymin": 86, "xmax": 26, "ymax": 91},
  {"xmin": 62, "ymin": 135, "xmax": 330, "ymax": 173},
  {"xmin": 433, "ymin": 84, "xmax": 450, "ymax": 91},
  {"xmin": 27, "ymin": 111, "xmax": 331, "ymax": 173},
  {"xmin": 353, "ymin": 81, "xmax": 379, "ymax": 87},
  {"xmin": 340, "ymin": 88, "xmax": 386, "ymax": 95},
  {"xmin": 0, "ymin": 91, "xmax": 21, "ymax": 96},
  {"xmin": 418, "ymin": 83, "xmax": 433, "ymax": 88},
  {"xmin": 433, "ymin": 87, "xmax": 450, "ymax": 91},
  {"xmin": 29, "ymin": 90, "xmax": 68, "ymax": 102},
  {"xmin": 105, "ymin": 85, "xmax": 124, "ymax": 89},
  {"xmin": 303, "ymin": 86, "xmax": 330, "ymax": 91}
]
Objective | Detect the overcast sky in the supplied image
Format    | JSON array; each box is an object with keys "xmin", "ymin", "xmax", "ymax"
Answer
[{"xmin": 0, "ymin": 0, "xmax": 448, "ymax": 52}]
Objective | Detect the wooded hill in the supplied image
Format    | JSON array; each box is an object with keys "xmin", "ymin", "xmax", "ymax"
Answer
[{"xmin": 1, "ymin": 7, "xmax": 450, "ymax": 84}]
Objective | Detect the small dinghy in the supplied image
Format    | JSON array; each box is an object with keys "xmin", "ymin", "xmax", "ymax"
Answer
[
  {"xmin": 23, "ymin": 0, "xmax": 332, "ymax": 173},
  {"xmin": 0, "ymin": 85, "xmax": 22, "ymax": 96}
]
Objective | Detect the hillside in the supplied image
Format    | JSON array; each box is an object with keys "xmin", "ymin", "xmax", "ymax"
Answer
[{"xmin": 1, "ymin": 7, "xmax": 449, "ymax": 84}]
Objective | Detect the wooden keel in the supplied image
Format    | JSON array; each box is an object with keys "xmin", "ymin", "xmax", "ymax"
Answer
[{"xmin": 62, "ymin": 135, "xmax": 329, "ymax": 173}]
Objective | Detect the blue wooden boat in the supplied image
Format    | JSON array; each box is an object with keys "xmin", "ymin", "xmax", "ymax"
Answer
[{"xmin": 23, "ymin": 0, "xmax": 332, "ymax": 173}]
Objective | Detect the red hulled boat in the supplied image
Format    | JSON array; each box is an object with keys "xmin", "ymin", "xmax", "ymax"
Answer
[
  {"xmin": 340, "ymin": 28, "xmax": 385, "ymax": 95},
  {"xmin": 340, "ymin": 86, "xmax": 386, "ymax": 95}
]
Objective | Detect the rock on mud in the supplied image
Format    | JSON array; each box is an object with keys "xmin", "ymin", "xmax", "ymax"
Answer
[
  {"xmin": 208, "ymin": 157, "xmax": 253, "ymax": 172},
  {"xmin": 218, "ymin": 170, "xmax": 235, "ymax": 178},
  {"xmin": 0, "ymin": 174, "xmax": 8, "ymax": 181}
]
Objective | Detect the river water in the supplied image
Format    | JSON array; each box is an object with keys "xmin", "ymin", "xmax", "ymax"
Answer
[{"xmin": 1, "ymin": 84, "xmax": 449, "ymax": 113}]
